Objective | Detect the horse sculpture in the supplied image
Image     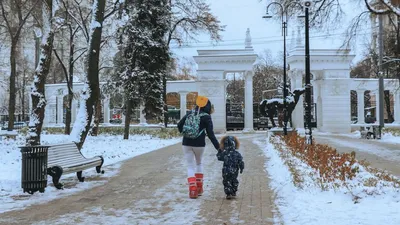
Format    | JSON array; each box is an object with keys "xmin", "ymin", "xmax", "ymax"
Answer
[{"xmin": 259, "ymin": 88, "xmax": 305, "ymax": 128}]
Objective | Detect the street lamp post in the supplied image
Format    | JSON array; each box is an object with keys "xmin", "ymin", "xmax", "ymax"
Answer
[
  {"xmin": 263, "ymin": 1, "xmax": 303, "ymax": 135},
  {"xmin": 304, "ymin": 2, "xmax": 313, "ymax": 144},
  {"xmin": 377, "ymin": 14, "xmax": 385, "ymax": 139}
]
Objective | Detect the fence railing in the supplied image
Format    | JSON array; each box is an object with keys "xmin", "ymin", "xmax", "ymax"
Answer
[{"xmin": 0, "ymin": 114, "xmax": 29, "ymax": 131}]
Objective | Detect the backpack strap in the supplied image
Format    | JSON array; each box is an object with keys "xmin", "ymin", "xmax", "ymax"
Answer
[{"xmin": 197, "ymin": 112, "xmax": 209, "ymax": 136}]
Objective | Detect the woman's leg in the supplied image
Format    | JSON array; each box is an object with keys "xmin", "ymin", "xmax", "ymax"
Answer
[
  {"xmin": 192, "ymin": 147, "xmax": 205, "ymax": 173},
  {"xmin": 182, "ymin": 145, "xmax": 196, "ymax": 177}
]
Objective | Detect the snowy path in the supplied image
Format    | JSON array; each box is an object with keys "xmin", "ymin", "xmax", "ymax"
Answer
[
  {"xmin": 314, "ymin": 134, "xmax": 400, "ymax": 177},
  {"xmin": 0, "ymin": 134, "xmax": 276, "ymax": 224}
]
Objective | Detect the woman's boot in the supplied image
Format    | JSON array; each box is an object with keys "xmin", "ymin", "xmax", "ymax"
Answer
[
  {"xmin": 188, "ymin": 177, "xmax": 198, "ymax": 199},
  {"xmin": 195, "ymin": 173, "xmax": 204, "ymax": 196}
]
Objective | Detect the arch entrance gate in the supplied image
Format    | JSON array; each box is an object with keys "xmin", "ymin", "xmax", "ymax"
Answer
[{"xmin": 167, "ymin": 29, "xmax": 257, "ymax": 133}]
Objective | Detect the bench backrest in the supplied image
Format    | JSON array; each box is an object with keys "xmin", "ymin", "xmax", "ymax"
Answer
[{"xmin": 48, "ymin": 143, "xmax": 86, "ymax": 166}]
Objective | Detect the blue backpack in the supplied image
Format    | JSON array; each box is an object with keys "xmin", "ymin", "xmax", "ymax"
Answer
[{"xmin": 181, "ymin": 111, "xmax": 208, "ymax": 139}]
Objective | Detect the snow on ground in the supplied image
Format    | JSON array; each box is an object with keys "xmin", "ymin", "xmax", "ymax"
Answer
[
  {"xmin": 0, "ymin": 134, "xmax": 180, "ymax": 213},
  {"xmin": 256, "ymin": 136, "xmax": 400, "ymax": 225},
  {"xmin": 313, "ymin": 130, "xmax": 400, "ymax": 162},
  {"xmin": 31, "ymin": 149, "xmax": 223, "ymax": 225},
  {"xmin": 379, "ymin": 132, "xmax": 400, "ymax": 144}
]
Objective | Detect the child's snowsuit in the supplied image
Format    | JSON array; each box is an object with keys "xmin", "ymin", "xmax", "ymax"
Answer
[{"xmin": 216, "ymin": 136, "xmax": 244, "ymax": 196}]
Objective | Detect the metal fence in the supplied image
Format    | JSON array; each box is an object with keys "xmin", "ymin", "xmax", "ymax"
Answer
[{"xmin": 0, "ymin": 115, "xmax": 29, "ymax": 131}]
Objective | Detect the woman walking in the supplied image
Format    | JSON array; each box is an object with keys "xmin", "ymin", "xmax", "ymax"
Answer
[{"xmin": 177, "ymin": 96, "xmax": 220, "ymax": 199}]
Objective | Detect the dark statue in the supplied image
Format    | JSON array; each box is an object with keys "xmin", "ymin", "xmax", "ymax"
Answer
[{"xmin": 259, "ymin": 88, "xmax": 305, "ymax": 128}]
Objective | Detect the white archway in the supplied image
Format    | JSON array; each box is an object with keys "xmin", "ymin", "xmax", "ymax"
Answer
[
  {"xmin": 287, "ymin": 28, "xmax": 400, "ymax": 133},
  {"xmin": 42, "ymin": 82, "xmax": 111, "ymax": 127},
  {"xmin": 167, "ymin": 29, "xmax": 257, "ymax": 133}
]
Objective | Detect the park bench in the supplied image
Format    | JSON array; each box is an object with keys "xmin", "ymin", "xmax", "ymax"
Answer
[
  {"xmin": 47, "ymin": 142, "xmax": 104, "ymax": 189},
  {"xmin": 0, "ymin": 133, "xmax": 17, "ymax": 140}
]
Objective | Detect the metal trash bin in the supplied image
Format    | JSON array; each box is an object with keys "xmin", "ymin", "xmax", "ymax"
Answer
[{"xmin": 20, "ymin": 146, "xmax": 49, "ymax": 194}]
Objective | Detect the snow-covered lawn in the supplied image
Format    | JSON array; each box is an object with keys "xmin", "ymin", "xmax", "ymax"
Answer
[
  {"xmin": 0, "ymin": 134, "xmax": 180, "ymax": 213},
  {"xmin": 257, "ymin": 134, "xmax": 400, "ymax": 225}
]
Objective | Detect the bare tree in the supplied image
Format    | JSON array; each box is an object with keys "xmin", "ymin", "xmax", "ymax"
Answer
[
  {"xmin": 161, "ymin": 0, "xmax": 225, "ymax": 128},
  {"xmin": 52, "ymin": 0, "xmax": 91, "ymax": 134},
  {"xmin": 0, "ymin": 0, "xmax": 40, "ymax": 131},
  {"xmin": 70, "ymin": 0, "xmax": 106, "ymax": 149},
  {"xmin": 253, "ymin": 50, "xmax": 282, "ymax": 104},
  {"xmin": 364, "ymin": 0, "xmax": 400, "ymax": 16},
  {"xmin": 27, "ymin": 0, "xmax": 59, "ymax": 146},
  {"xmin": 51, "ymin": 0, "xmax": 120, "ymax": 135}
]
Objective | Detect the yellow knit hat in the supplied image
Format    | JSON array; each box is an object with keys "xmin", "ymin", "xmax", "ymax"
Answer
[{"xmin": 196, "ymin": 96, "xmax": 208, "ymax": 107}]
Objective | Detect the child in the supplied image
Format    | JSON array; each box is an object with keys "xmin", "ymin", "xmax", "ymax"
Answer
[{"xmin": 216, "ymin": 136, "xmax": 244, "ymax": 199}]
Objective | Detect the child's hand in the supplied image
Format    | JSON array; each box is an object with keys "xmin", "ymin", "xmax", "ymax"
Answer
[{"xmin": 240, "ymin": 169, "xmax": 243, "ymax": 174}]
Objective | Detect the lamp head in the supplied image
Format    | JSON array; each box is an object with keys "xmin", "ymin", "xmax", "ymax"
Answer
[{"xmin": 262, "ymin": 14, "xmax": 273, "ymax": 19}]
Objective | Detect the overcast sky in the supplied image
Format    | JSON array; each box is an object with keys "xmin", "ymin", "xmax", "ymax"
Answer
[{"xmin": 171, "ymin": 0, "xmax": 371, "ymax": 69}]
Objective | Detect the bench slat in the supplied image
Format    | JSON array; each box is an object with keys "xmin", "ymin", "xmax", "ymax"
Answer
[
  {"xmin": 48, "ymin": 153, "xmax": 85, "ymax": 160},
  {"xmin": 63, "ymin": 161, "xmax": 102, "ymax": 174},
  {"xmin": 49, "ymin": 157, "xmax": 101, "ymax": 167},
  {"xmin": 48, "ymin": 153, "xmax": 84, "ymax": 158},
  {"xmin": 49, "ymin": 158, "xmax": 95, "ymax": 166},
  {"xmin": 47, "ymin": 143, "xmax": 103, "ymax": 175}
]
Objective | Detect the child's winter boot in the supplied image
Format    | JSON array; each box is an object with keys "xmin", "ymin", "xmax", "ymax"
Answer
[
  {"xmin": 195, "ymin": 173, "xmax": 204, "ymax": 196},
  {"xmin": 188, "ymin": 177, "xmax": 198, "ymax": 199}
]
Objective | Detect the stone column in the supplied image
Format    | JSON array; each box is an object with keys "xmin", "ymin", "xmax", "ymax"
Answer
[
  {"xmin": 394, "ymin": 91, "xmax": 400, "ymax": 123},
  {"xmin": 356, "ymin": 90, "xmax": 365, "ymax": 124},
  {"xmin": 319, "ymin": 78, "xmax": 351, "ymax": 133},
  {"xmin": 243, "ymin": 71, "xmax": 254, "ymax": 132},
  {"xmin": 313, "ymin": 80, "xmax": 322, "ymax": 129},
  {"xmin": 71, "ymin": 100, "xmax": 77, "ymax": 123},
  {"xmin": 374, "ymin": 91, "xmax": 380, "ymax": 124},
  {"xmin": 289, "ymin": 69, "xmax": 304, "ymax": 128},
  {"xmin": 139, "ymin": 103, "xmax": 147, "ymax": 125},
  {"xmin": 103, "ymin": 96, "xmax": 110, "ymax": 124},
  {"xmin": 56, "ymin": 95, "xmax": 64, "ymax": 125},
  {"xmin": 197, "ymin": 79, "xmax": 226, "ymax": 133},
  {"xmin": 179, "ymin": 91, "xmax": 188, "ymax": 119}
]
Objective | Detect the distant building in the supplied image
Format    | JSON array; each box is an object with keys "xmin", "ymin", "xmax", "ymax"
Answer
[{"xmin": 370, "ymin": 0, "xmax": 400, "ymax": 51}]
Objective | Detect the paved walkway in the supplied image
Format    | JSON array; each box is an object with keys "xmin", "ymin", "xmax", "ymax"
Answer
[
  {"xmin": 0, "ymin": 133, "xmax": 276, "ymax": 224},
  {"xmin": 314, "ymin": 134, "xmax": 400, "ymax": 177}
]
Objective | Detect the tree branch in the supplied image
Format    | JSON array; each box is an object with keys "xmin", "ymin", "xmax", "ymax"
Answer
[
  {"xmin": 72, "ymin": 48, "xmax": 87, "ymax": 64},
  {"xmin": 104, "ymin": 0, "xmax": 121, "ymax": 20},
  {"xmin": 364, "ymin": 0, "xmax": 392, "ymax": 15},
  {"xmin": 53, "ymin": 48, "xmax": 69, "ymax": 84}
]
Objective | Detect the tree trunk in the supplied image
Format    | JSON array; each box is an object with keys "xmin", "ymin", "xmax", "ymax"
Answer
[
  {"xmin": 91, "ymin": 98, "xmax": 101, "ymax": 136},
  {"xmin": 397, "ymin": 17, "xmax": 400, "ymax": 81},
  {"xmin": 65, "ymin": 42, "xmax": 75, "ymax": 135},
  {"xmin": 27, "ymin": 0, "xmax": 55, "ymax": 146},
  {"xmin": 384, "ymin": 90, "xmax": 394, "ymax": 123},
  {"xmin": 70, "ymin": 0, "xmax": 106, "ymax": 150},
  {"xmin": 163, "ymin": 74, "xmax": 168, "ymax": 128},
  {"xmin": 8, "ymin": 42, "xmax": 17, "ymax": 131},
  {"xmin": 21, "ymin": 72, "xmax": 26, "ymax": 121},
  {"xmin": 123, "ymin": 98, "xmax": 132, "ymax": 140}
]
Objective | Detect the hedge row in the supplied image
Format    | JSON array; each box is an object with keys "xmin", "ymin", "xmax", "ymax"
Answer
[
  {"xmin": 21, "ymin": 126, "xmax": 181, "ymax": 139},
  {"xmin": 279, "ymin": 132, "xmax": 358, "ymax": 183}
]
